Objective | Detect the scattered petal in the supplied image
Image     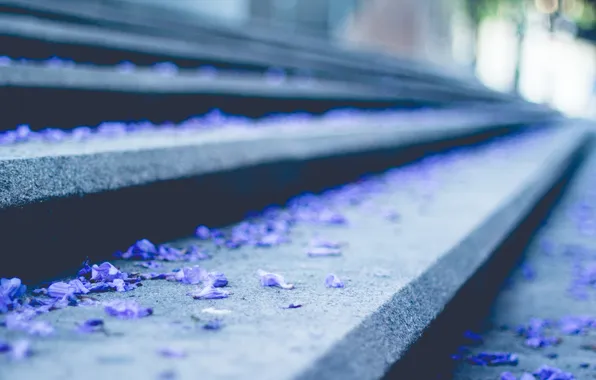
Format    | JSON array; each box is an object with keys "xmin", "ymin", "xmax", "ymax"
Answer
[
  {"xmin": 533, "ymin": 365, "xmax": 575, "ymax": 380},
  {"xmin": 77, "ymin": 318, "xmax": 105, "ymax": 333},
  {"xmin": 48, "ymin": 282, "xmax": 75, "ymax": 299},
  {"xmin": 203, "ymin": 319, "xmax": 223, "ymax": 330},
  {"xmin": 307, "ymin": 247, "xmax": 342, "ymax": 257},
  {"xmin": 91, "ymin": 262, "xmax": 125, "ymax": 282},
  {"xmin": 136, "ymin": 261, "xmax": 161, "ymax": 269},
  {"xmin": 466, "ymin": 352, "xmax": 519, "ymax": 366},
  {"xmin": 284, "ymin": 303, "xmax": 302, "ymax": 309},
  {"xmin": 0, "ymin": 278, "xmax": 26, "ymax": 313},
  {"xmin": 157, "ymin": 346, "xmax": 187, "ymax": 358},
  {"xmin": 201, "ymin": 307, "xmax": 231, "ymax": 315},
  {"xmin": 190, "ymin": 286, "xmax": 230, "ymax": 300},
  {"xmin": 119, "ymin": 239, "xmax": 157, "ymax": 260},
  {"xmin": 10, "ymin": 340, "xmax": 31, "ymax": 360},
  {"xmin": 195, "ymin": 226, "xmax": 211, "ymax": 240},
  {"xmin": 104, "ymin": 300, "xmax": 153, "ymax": 319},
  {"xmin": 500, "ymin": 372, "xmax": 516, "ymax": 380},
  {"xmin": 205, "ymin": 272, "xmax": 228, "ymax": 288},
  {"xmin": 324, "ymin": 273, "xmax": 344, "ymax": 288},
  {"xmin": 175, "ymin": 266, "xmax": 207, "ymax": 285},
  {"xmin": 26, "ymin": 321, "xmax": 54, "ymax": 336},
  {"xmin": 257, "ymin": 270, "xmax": 294, "ymax": 289}
]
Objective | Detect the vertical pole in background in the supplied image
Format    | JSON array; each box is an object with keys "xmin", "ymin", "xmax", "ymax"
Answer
[{"xmin": 512, "ymin": 0, "xmax": 528, "ymax": 94}]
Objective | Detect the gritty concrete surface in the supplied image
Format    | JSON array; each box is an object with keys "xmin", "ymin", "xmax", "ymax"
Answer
[
  {"xmin": 0, "ymin": 128, "xmax": 587, "ymax": 380},
  {"xmin": 453, "ymin": 144, "xmax": 596, "ymax": 380},
  {"xmin": 0, "ymin": 106, "xmax": 557, "ymax": 210},
  {"xmin": 0, "ymin": 63, "xmax": 395, "ymax": 99}
]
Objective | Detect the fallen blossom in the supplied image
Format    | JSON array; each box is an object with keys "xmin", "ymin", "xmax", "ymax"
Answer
[
  {"xmin": 195, "ymin": 225, "xmax": 211, "ymax": 240},
  {"xmin": 500, "ymin": 372, "xmax": 516, "ymax": 380},
  {"xmin": 1, "ymin": 278, "xmax": 26, "ymax": 313},
  {"xmin": 136, "ymin": 261, "xmax": 161, "ymax": 269},
  {"xmin": 205, "ymin": 272, "xmax": 228, "ymax": 288},
  {"xmin": 91, "ymin": 262, "xmax": 125, "ymax": 282},
  {"xmin": 119, "ymin": 239, "xmax": 157, "ymax": 260},
  {"xmin": 47, "ymin": 282, "xmax": 75, "ymax": 299},
  {"xmin": 532, "ymin": 365, "xmax": 575, "ymax": 380},
  {"xmin": 257, "ymin": 270, "xmax": 294, "ymax": 289},
  {"xmin": 77, "ymin": 318, "xmax": 105, "ymax": 333},
  {"xmin": 466, "ymin": 352, "xmax": 519, "ymax": 366},
  {"xmin": 325, "ymin": 273, "xmax": 345, "ymax": 288},
  {"xmin": 310, "ymin": 239, "xmax": 342, "ymax": 249},
  {"xmin": 190, "ymin": 286, "xmax": 230, "ymax": 300},
  {"xmin": 201, "ymin": 307, "xmax": 231, "ymax": 315},
  {"xmin": 157, "ymin": 346, "xmax": 187, "ymax": 358},
  {"xmin": 104, "ymin": 300, "xmax": 153, "ymax": 319},
  {"xmin": 0, "ymin": 340, "xmax": 10, "ymax": 353},
  {"xmin": 10, "ymin": 340, "xmax": 31, "ymax": 360},
  {"xmin": 203, "ymin": 319, "xmax": 223, "ymax": 330},
  {"xmin": 174, "ymin": 266, "xmax": 207, "ymax": 285},
  {"xmin": 307, "ymin": 247, "xmax": 342, "ymax": 257}
]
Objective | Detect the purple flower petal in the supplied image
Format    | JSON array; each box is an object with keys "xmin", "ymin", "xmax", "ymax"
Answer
[
  {"xmin": 120, "ymin": 239, "xmax": 157, "ymax": 260},
  {"xmin": 500, "ymin": 372, "xmax": 516, "ymax": 380},
  {"xmin": 109, "ymin": 279, "xmax": 127, "ymax": 292},
  {"xmin": 284, "ymin": 303, "xmax": 302, "ymax": 309},
  {"xmin": 189, "ymin": 286, "xmax": 230, "ymax": 300},
  {"xmin": 1, "ymin": 278, "xmax": 26, "ymax": 313},
  {"xmin": 467, "ymin": 352, "xmax": 519, "ymax": 366},
  {"xmin": 48, "ymin": 282, "xmax": 75, "ymax": 299},
  {"xmin": 184, "ymin": 245, "xmax": 210, "ymax": 261},
  {"xmin": 203, "ymin": 319, "xmax": 223, "ymax": 330},
  {"xmin": 195, "ymin": 226, "xmax": 211, "ymax": 240},
  {"xmin": 136, "ymin": 261, "xmax": 161, "ymax": 269},
  {"xmin": 77, "ymin": 318, "xmax": 104, "ymax": 333},
  {"xmin": 26, "ymin": 321, "xmax": 54, "ymax": 336},
  {"xmin": 157, "ymin": 346, "xmax": 187, "ymax": 358},
  {"xmin": 91, "ymin": 262, "xmax": 125, "ymax": 282},
  {"xmin": 0, "ymin": 341, "xmax": 10, "ymax": 353},
  {"xmin": 257, "ymin": 270, "xmax": 294, "ymax": 290},
  {"xmin": 256, "ymin": 234, "xmax": 286, "ymax": 247},
  {"xmin": 310, "ymin": 239, "xmax": 342, "ymax": 249},
  {"xmin": 68, "ymin": 279, "xmax": 90, "ymax": 294},
  {"xmin": 205, "ymin": 272, "xmax": 228, "ymax": 288},
  {"xmin": 10, "ymin": 340, "xmax": 31, "ymax": 360},
  {"xmin": 533, "ymin": 365, "xmax": 575, "ymax": 380},
  {"xmin": 307, "ymin": 247, "xmax": 342, "ymax": 257},
  {"xmin": 77, "ymin": 259, "xmax": 92, "ymax": 277},
  {"xmin": 104, "ymin": 300, "xmax": 153, "ymax": 319},
  {"xmin": 175, "ymin": 266, "xmax": 207, "ymax": 285},
  {"xmin": 324, "ymin": 273, "xmax": 345, "ymax": 288},
  {"xmin": 157, "ymin": 245, "xmax": 185, "ymax": 261}
]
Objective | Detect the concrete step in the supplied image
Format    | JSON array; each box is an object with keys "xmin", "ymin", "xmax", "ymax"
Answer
[
  {"xmin": 0, "ymin": 106, "xmax": 556, "ymax": 279},
  {"xmin": 451, "ymin": 127, "xmax": 596, "ymax": 380},
  {"xmin": 0, "ymin": 123, "xmax": 590, "ymax": 380}
]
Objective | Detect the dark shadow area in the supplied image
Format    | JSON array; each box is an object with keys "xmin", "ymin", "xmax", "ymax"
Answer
[
  {"xmin": 0, "ymin": 34, "xmax": 268, "ymax": 71},
  {"xmin": 0, "ymin": 86, "xmax": 421, "ymax": 130},
  {"xmin": 383, "ymin": 137, "xmax": 593, "ymax": 380},
  {"xmin": 0, "ymin": 124, "xmax": 529, "ymax": 284}
]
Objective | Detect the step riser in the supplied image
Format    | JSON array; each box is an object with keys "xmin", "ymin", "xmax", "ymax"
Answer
[{"xmin": 384, "ymin": 137, "xmax": 593, "ymax": 380}]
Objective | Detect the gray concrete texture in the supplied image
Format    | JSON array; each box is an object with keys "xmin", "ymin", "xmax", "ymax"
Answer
[
  {"xmin": 0, "ymin": 126, "xmax": 587, "ymax": 380},
  {"xmin": 0, "ymin": 105, "xmax": 555, "ymax": 210},
  {"xmin": 453, "ymin": 137, "xmax": 596, "ymax": 380},
  {"xmin": 0, "ymin": 63, "xmax": 395, "ymax": 99}
]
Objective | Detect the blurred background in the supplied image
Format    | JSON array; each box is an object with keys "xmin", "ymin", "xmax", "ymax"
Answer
[{"xmin": 116, "ymin": 0, "xmax": 596, "ymax": 119}]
